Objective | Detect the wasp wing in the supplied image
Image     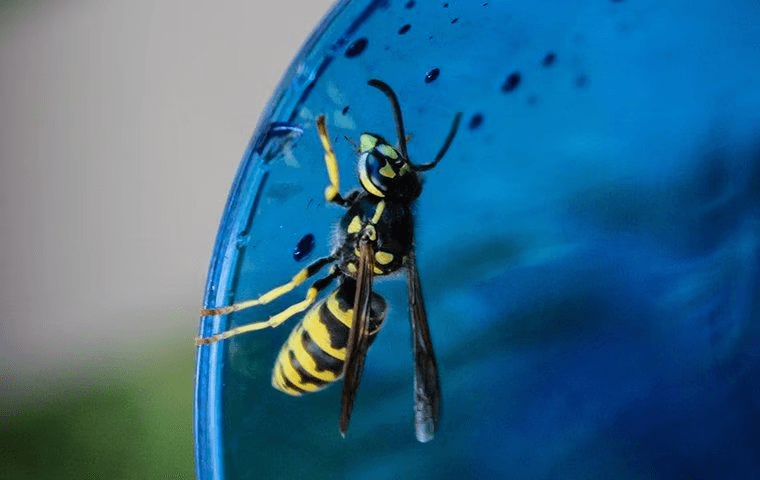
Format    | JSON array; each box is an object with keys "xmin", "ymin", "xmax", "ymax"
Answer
[
  {"xmin": 407, "ymin": 248, "xmax": 442, "ymax": 443},
  {"xmin": 339, "ymin": 238, "xmax": 375, "ymax": 437}
]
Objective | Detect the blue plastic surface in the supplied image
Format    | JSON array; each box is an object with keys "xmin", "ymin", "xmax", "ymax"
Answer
[{"xmin": 196, "ymin": 1, "xmax": 760, "ymax": 478}]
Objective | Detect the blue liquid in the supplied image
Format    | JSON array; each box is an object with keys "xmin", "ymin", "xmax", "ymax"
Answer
[{"xmin": 197, "ymin": 0, "xmax": 760, "ymax": 478}]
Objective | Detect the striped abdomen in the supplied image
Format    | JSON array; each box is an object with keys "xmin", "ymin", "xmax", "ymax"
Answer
[{"xmin": 272, "ymin": 279, "xmax": 387, "ymax": 396}]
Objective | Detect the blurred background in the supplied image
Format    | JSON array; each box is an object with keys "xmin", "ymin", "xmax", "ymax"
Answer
[{"xmin": 0, "ymin": 0, "xmax": 332, "ymax": 478}]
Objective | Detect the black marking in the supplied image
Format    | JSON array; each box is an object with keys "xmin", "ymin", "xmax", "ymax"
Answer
[
  {"xmin": 345, "ymin": 38, "xmax": 368, "ymax": 58},
  {"xmin": 306, "ymin": 256, "xmax": 334, "ymax": 277},
  {"xmin": 468, "ymin": 113, "xmax": 484, "ymax": 130},
  {"xmin": 542, "ymin": 52, "xmax": 556, "ymax": 67},
  {"xmin": 289, "ymin": 350, "xmax": 327, "ymax": 388},
  {"xmin": 405, "ymin": 0, "xmax": 415, "ymax": 8},
  {"xmin": 333, "ymin": 283, "xmax": 356, "ymax": 312},
  {"xmin": 450, "ymin": 17, "xmax": 459, "ymax": 24},
  {"xmin": 279, "ymin": 365, "xmax": 307, "ymax": 394},
  {"xmin": 322, "ymin": 303, "xmax": 351, "ymax": 351},
  {"xmin": 342, "ymin": 105, "xmax": 350, "ymax": 115},
  {"xmin": 293, "ymin": 234, "xmax": 315, "ymax": 261},
  {"xmin": 425, "ymin": 68, "xmax": 440, "ymax": 84},
  {"xmin": 301, "ymin": 330, "xmax": 344, "ymax": 375},
  {"xmin": 398, "ymin": 24, "xmax": 411, "ymax": 35},
  {"xmin": 501, "ymin": 71, "xmax": 521, "ymax": 93},
  {"xmin": 443, "ymin": 3, "xmax": 449, "ymax": 7},
  {"xmin": 575, "ymin": 74, "xmax": 589, "ymax": 88}
]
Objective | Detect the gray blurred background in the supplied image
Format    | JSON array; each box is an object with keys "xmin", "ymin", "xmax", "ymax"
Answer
[{"xmin": 0, "ymin": 0, "xmax": 332, "ymax": 477}]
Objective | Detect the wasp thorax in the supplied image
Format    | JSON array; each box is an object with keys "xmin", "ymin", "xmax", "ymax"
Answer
[{"xmin": 358, "ymin": 133, "xmax": 422, "ymax": 201}]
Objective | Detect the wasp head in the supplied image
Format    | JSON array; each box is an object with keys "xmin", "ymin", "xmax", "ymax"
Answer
[{"xmin": 357, "ymin": 133, "xmax": 422, "ymax": 201}]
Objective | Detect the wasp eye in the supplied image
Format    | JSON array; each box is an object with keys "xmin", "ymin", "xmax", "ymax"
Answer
[{"xmin": 359, "ymin": 151, "xmax": 391, "ymax": 197}]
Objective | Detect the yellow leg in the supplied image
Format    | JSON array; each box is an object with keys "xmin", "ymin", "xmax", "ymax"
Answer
[
  {"xmin": 200, "ymin": 256, "xmax": 334, "ymax": 317},
  {"xmin": 196, "ymin": 268, "xmax": 339, "ymax": 346},
  {"xmin": 316, "ymin": 115, "xmax": 342, "ymax": 204}
]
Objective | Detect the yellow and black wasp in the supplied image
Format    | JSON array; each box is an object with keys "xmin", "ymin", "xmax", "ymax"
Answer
[{"xmin": 197, "ymin": 79, "xmax": 462, "ymax": 442}]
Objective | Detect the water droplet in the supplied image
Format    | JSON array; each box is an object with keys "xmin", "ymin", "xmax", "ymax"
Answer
[
  {"xmin": 293, "ymin": 234, "xmax": 316, "ymax": 262},
  {"xmin": 345, "ymin": 37, "xmax": 368, "ymax": 58},
  {"xmin": 542, "ymin": 52, "xmax": 556, "ymax": 67},
  {"xmin": 425, "ymin": 68, "xmax": 440, "ymax": 83},
  {"xmin": 468, "ymin": 113, "xmax": 484, "ymax": 130},
  {"xmin": 501, "ymin": 71, "xmax": 521, "ymax": 93},
  {"xmin": 398, "ymin": 24, "xmax": 411, "ymax": 35}
]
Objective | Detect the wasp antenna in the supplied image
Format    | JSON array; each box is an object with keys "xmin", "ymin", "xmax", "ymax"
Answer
[
  {"xmin": 412, "ymin": 112, "xmax": 462, "ymax": 172},
  {"xmin": 368, "ymin": 79, "xmax": 409, "ymax": 159}
]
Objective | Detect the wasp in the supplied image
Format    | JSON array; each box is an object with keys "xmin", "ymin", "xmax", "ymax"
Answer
[{"xmin": 197, "ymin": 79, "xmax": 462, "ymax": 442}]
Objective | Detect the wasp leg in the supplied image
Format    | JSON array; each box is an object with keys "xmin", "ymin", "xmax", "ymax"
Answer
[
  {"xmin": 200, "ymin": 255, "xmax": 335, "ymax": 317},
  {"xmin": 196, "ymin": 268, "xmax": 340, "ymax": 345},
  {"xmin": 316, "ymin": 115, "xmax": 353, "ymax": 207}
]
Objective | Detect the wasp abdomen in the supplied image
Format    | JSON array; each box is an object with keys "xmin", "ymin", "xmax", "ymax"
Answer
[{"xmin": 272, "ymin": 279, "xmax": 387, "ymax": 396}]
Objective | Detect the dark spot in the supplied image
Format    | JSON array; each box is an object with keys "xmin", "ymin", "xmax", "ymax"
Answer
[
  {"xmin": 398, "ymin": 24, "xmax": 411, "ymax": 35},
  {"xmin": 450, "ymin": 17, "xmax": 459, "ymax": 24},
  {"xmin": 341, "ymin": 105, "xmax": 349, "ymax": 115},
  {"xmin": 481, "ymin": 2, "xmax": 488, "ymax": 5},
  {"xmin": 428, "ymin": 35, "xmax": 434, "ymax": 40},
  {"xmin": 542, "ymin": 51, "xmax": 556, "ymax": 67},
  {"xmin": 443, "ymin": 3, "xmax": 449, "ymax": 7},
  {"xmin": 501, "ymin": 71, "xmax": 521, "ymax": 93},
  {"xmin": 405, "ymin": 0, "xmax": 415, "ymax": 8},
  {"xmin": 344, "ymin": 37, "xmax": 368, "ymax": 58},
  {"xmin": 527, "ymin": 94, "xmax": 538, "ymax": 106},
  {"xmin": 293, "ymin": 234, "xmax": 316, "ymax": 262},
  {"xmin": 468, "ymin": 113, "xmax": 484, "ymax": 130},
  {"xmin": 575, "ymin": 74, "xmax": 589, "ymax": 88},
  {"xmin": 424, "ymin": 68, "xmax": 440, "ymax": 83}
]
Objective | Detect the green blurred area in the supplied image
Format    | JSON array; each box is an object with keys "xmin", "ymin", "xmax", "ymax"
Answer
[{"xmin": 0, "ymin": 342, "xmax": 195, "ymax": 480}]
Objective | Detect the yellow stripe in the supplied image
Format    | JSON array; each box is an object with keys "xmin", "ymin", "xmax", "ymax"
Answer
[
  {"xmin": 347, "ymin": 216, "xmax": 362, "ymax": 234},
  {"xmin": 271, "ymin": 365, "xmax": 302, "ymax": 396},
  {"xmin": 326, "ymin": 293, "xmax": 353, "ymax": 328},
  {"xmin": 360, "ymin": 162, "xmax": 385, "ymax": 197},
  {"xmin": 360, "ymin": 134, "xmax": 379, "ymax": 153},
  {"xmin": 303, "ymin": 304, "xmax": 346, "ymax": 360},
  {"xmin": 375, "ymin": 251, "xmax": 393, "ymax": 264},
  {"xmin": 280, "ymin": 354, "xmax": 322, "ymax": 393},
  {"xmin": 289, "ymin": 337, "xmax": 339, "ymax": 382},
  {"xmin": 377, "ymin": 144, "xmax": 398, "ymax": 159},
  {"xmin": 371, "ymin": 200, "xmax": 385, "ymax": 224},
  {"xmin": 379, "ymin": 162, "xmax": 396, "ymax": 178}
]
